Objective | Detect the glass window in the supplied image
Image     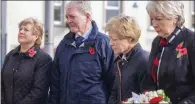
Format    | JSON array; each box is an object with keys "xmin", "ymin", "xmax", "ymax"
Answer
[
  {"xmin": 105, "ymin": 1, "xmax": 121, "ymax": 22},
  {"xmin": 53, "ymin": 1, "xmax": 65, "ymax": 26},
  {"xmin": 54, "ymin": 7, "xmax": 61, "ymax": 22}
]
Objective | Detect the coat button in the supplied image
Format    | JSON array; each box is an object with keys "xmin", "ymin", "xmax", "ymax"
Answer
[{"xmin": 10, "ymin": 86, "xmax": 13, "ymax": 88}]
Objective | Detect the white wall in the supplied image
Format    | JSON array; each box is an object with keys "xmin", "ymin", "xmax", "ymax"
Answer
[
  {"xmin": 122, "ymin": 1, "xmax": 151, "ymax": 51},
  {"xmin": 7, "ymin": 1, "xmax": 45, "ymax": 52},
  {"xmin": 91, "ymin": 1, "xmax": 105, "ymax": 33}
]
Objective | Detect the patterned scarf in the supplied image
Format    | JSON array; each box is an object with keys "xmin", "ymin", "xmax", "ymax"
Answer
[{"xmin": 151, "ymin": 38, "xmax": 168, "ymax": 82}]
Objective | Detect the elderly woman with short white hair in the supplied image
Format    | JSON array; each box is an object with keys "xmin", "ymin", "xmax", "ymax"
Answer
[
  {"xmin": 142, "ymin": 1, "xmax": 195, "ymax": 104},
  {"xmin": 105, "ymin": 15, "xmax": 149, "ymax": 104}
]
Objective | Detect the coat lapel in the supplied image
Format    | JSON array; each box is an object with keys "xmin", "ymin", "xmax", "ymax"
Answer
[{"xmin": 157, "ymin": 28, "xmax": 187, "ymax": 88}]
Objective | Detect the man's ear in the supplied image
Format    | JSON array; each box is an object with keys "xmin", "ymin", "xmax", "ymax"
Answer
[{"xmin": 86, "ymin": 13, "xmax": 91, "ymax": 22}]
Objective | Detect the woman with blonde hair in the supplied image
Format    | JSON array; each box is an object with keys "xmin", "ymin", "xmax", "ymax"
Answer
[
  {"xmin": 142, "ymin": 1, "xmax": 195, "ymax": 104},
  {"xmin": 105, "ymin": 15, "xmax": 149, "ymax": 104},
  {"xmin": 1, "ymin": 17, "xmax": 52, "ymax": 104}
]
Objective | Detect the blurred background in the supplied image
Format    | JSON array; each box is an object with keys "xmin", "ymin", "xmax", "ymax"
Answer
[{"xmin": 1, "ymin": 1, "xmax": 194, "ymax": 67}]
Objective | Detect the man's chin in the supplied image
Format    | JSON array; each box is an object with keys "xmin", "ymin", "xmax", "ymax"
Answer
[{"xmin": 70, "ymin": 28, "xmax": 78, "ymax": 33}]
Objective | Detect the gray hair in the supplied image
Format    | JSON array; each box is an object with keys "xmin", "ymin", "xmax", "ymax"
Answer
[
  {"xmin": 146, "ymin": 1, "xmax": 185, "ymax": 27},
  {"xmin": 65, "ymin": 1, "xmax": 92, "ymax": 15}
]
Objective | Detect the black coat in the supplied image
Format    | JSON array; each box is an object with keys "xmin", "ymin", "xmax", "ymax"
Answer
[
  {"xmin": 1, "ymin": 45, "xmax": 52, "ymax": 104},
  {"xmin": 108, "ymin": 43, "xmax": 149, "ymax": 104},
  {"xmin": 142, "ymin": 27, "xmax": 195, "ymax": 104}
]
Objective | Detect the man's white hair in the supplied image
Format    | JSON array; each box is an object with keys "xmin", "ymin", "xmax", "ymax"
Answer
[
  {"xmin": 65, "ymin": 1, "xmax": 92, "ymax": 15},
  {"xmin": 146, "ymin": 1, "xmax": 185, "ymax": 27}
]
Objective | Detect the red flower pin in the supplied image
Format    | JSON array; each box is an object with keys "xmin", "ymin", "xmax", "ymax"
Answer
[
  {"xmin": 160, "ymin": 39, "xmax": 168, "ymax": 47},
  {"xmin": 179, "ymin": 48, "xmax": 187, "ymax": 55},
  {"xmin": 28, "ymin": 48, "xmax": 36, "ymax": 57},
  {"xmin": 149, "ymin": 96, "xmax": 163, "ymax": 104},
  {"xmin": 176, "ymin": 42, "xmax": 187, "ymax": 58},
  {"xmin": 89, "ymin": 47, "xmax": 95, "ymax": 55},
  {"xmin": 176, "ymin": 43, "xmax": 183, "ymax": 51}
]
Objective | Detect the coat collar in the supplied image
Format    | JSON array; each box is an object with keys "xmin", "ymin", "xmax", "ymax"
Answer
[
  {"xmin": 125, "ymin": 43, "xmax": 142, "ymax": 62},
  {"xmin": 63, "ymin": 20, "xmax": 99, "ymax": 48},
  {"xmin": 159, "ymin": 26, "xmax": 182, "ymax": 46},
  {"xmin": 115, "ymin": 43, "xmax": 142, "ymax": 63},
  {"xmin": 12, "ymin": 45, "xmax": 39, "ymax": 58}
]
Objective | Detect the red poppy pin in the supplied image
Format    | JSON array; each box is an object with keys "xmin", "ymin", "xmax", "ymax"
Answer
[
  {"xmin": 176, "ymin": 42, "xmax": 187, "ymax": 58},
  {"xmin": 160, "ymin": 39, "xmax": 168, "ymax": 47},
  {"xmin": 88, "ymin": 47, "xmax": 95, "ymax": 55},
  {"xmin": 28, "ymin": 48, "xmax": 36, "ymax": 57}
]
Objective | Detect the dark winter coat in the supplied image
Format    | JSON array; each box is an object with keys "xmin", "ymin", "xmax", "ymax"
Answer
[
  {"xmin": 108, "ymin": 43, "xmax": 149, "ymax": 104},
  {"xmin": 1, "ymin": 45, "xmax": 52, "ymax": 104},
  {"xmin": 142, "ymin": 27, "xmax": 195, "ymax": 104},
  {"xmin": 48, "ymin": 21, "xmax": 115, "ymax": 104}
]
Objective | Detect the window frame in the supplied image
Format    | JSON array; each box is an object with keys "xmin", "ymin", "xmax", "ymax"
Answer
[
  {"xmin": 104, "ymin": 1, "xmax": 121, "ymax": 23},
  {"xmin": 53, "ymin": 1, "xmax": 66, "ymax": 27}
]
